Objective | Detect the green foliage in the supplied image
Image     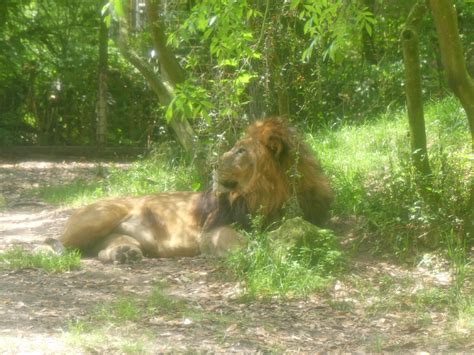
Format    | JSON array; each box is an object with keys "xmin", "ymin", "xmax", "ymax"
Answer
[
  {"xmin": 172, "ymin": 0, "xmax": 260, "ymax": 64},
  {"xmin": 0, "ymin": 0, "xmax": 156, "ymax": 146},
  {"xmin": 310, "ymin": 96, "xmax": 471, "ymax": 256},
  {"xmin": 168, "ymin": 0, "xmax": 260, "ymax": 123},
  {"xmin": 225, "ymin": 218, "xmax": 344, "ymax": 298},
  {"xmin": 3, "ymin": 0, "xmax": 473, "ymax": 147},
  {"xmin": 0, "ymin": 247, "xmax": 81, "ymax": 272},
  {"xmin": 165, "ymin": 80, "xmax": 213, "ymax": 123},
  {"xmin": 291, "ymin": 0, "xmax": 376, "ymax": 62}
]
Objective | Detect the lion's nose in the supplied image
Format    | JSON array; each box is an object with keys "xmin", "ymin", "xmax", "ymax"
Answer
[{"xmin": 218, "ymin": 151, "xmax": 233, "ymax": 167}]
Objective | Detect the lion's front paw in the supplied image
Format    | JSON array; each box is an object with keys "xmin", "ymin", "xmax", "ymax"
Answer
[{"xmin": 99, "ymin": 245, "xmax": 144, "ymax": 263}]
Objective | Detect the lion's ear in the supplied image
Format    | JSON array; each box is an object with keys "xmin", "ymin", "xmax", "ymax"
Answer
[{"xmin": 266, "ymin": 134, "xmax": 287, "ymax": 160}]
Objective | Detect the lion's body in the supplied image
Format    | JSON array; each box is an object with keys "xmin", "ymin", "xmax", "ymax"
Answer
[
  {"xmin": 55, "ymin": 118, "xmax": 333, "ymax": 262},
  {"xmin": 60, "ymin": 192, "xmax": 207, "ymax": 261}
]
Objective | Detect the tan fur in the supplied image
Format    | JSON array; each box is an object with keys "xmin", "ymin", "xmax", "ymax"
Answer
[
  {"xmin": 59, "ymin": 192, "xmax": 204, "ymax": 260},
  {"xmin": 54, "ymin": 118, "xmax": 332, "ymax": 263}
]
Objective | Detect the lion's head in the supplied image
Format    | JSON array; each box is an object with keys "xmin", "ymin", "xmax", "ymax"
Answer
[{"xmin": 212, "ymin": 118, "xmax": 333, "ymax": 227}]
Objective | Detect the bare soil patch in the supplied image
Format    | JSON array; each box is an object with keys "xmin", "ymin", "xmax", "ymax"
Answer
[{"xmin": 0, "ymin": 159, "xmax": 471, "ymax": 353}]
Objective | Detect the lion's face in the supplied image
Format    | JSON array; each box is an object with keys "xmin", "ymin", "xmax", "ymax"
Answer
[
  {"xmin": 213, "ymin": 137, "xmax": 261, "ymax": 194},
  {"xmin": 212, "ymin": 118, "xmax": 333, "ymax": 225}
]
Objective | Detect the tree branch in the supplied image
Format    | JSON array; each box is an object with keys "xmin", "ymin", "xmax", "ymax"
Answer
[
  {"xmin": 145, "ymin": 0, "xmax": 185, "ymax": 86},
  {"xmin": 429, "ymin": 0, "xmax": 474, "ymax": 141},
  {"xmin": 116, "ymin": 20, "xmax": 171, "ymax": 103}
]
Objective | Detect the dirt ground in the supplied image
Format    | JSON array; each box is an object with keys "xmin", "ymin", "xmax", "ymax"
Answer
[{"xmin": 0, "ymin": 160, "xmax": 472, "ymax": 353}]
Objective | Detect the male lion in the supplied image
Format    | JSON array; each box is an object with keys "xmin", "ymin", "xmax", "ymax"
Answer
[{"xmin": 49, "ymin": 118, "xmax": 333, "ymax": 262}]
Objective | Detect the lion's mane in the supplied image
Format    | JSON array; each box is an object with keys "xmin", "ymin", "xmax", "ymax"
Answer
[{"xmin": 200, "ymin": 118, "xmax": 333, "ymax": 230}]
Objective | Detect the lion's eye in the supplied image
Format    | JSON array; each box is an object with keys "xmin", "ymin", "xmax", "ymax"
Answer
[{"xmin": 236, "ymin": 147, "xmax": 246, "ymax": 155}]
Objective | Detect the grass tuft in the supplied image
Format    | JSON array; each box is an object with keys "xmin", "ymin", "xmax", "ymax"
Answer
[
  {"xmin": 147, "ymin": 284, "xmax": 186, "ymax": 315},
  {"xmin": 94, "ymin": 297, "xmax": 142, "ymax": 323},
  {"xmin": 0, "ymin": 247, "xmax": 81, "ymax": 272}
]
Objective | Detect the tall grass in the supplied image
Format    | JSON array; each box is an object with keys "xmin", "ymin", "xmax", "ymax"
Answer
[{"xmin": 308, "ymin": 96, "xmax": 472, "ymax": 255}]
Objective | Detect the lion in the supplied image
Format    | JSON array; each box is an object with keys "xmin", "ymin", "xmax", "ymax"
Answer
[{"xmin": 49, "ymin": 118, "xmax": 333, "ymax": 262}]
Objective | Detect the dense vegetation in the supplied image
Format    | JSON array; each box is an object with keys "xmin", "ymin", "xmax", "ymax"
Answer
[{"xmin": 1, "ymin": 0, "xmax": 473, "ymax": 146}]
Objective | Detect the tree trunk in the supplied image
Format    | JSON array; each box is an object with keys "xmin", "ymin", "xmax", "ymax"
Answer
[
  {"xmin": 145, "ymin": 0, "xmax": 208, "ymax": 177},
  {"xmin": 116, "ymin": 24, "xmax": 197, "ymax": 154},
  {"xmin": 145, "ymin": 0, "xmax": 186, "ymax": 87},
  {"xmin": 401, "ymin": 2, "xmax": 431, "ymax": 176},
  {"xmin": 429, "ymin": 0, "xmax": 474, "ymax": 143},
  {"xmin": 97, "ymin": 11, "xmax": 109, "ymax": 148},
  {"xmin": 115, "ymin": 9, "xmax": 198, "ymax": 157},
  {"xmin": 429, "ymin": 0, "xmax": 474, "ymax": 241},
  {"xmin": 115, "ymin": 9, "xmax": 209, "ymax": 183}
]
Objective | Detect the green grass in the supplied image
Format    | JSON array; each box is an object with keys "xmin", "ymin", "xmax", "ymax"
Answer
[
  {"xmin": 94, "ymin": 297, "xmax": 142, "ymax": 323},
  {"xmin": 0, "ymin": 247, "xmax": 81, "ymax": 272},
  {"xmin": 89, "ymin": 283, "xmax": 187, "ymax": 325},
  {"xmin": 36, "ymin": 157, "xmax": 201, "ymax": 207},
  {"xmin": 309, "ymin": 96, "xmax": 472, "ymax": 256},
  {"xmin": 66, "ymin": 282, "xmax": 242, "ymax": 352},
  {"xmin": 224, "ymin": 217, "xmax": 345, "ymax": 298},
  {"xmin": 146, "ymin": 284, "xmax": 187, "ymax": 315}
]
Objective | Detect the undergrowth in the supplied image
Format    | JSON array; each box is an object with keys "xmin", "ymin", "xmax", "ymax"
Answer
[
  {"xmin": 308, "ymin": 96, "xmax": 472, "ymax": 325},
  {"xmin": 309, "ymin": 96, "xmax": 472, "ymax": 256},
  {"xmin": 0, "ymin": 247, "xmax": 81, "ymax": 272},
  {"xmin": 224, "ymin": 217, "xmax": 345, "ymax": 298}
]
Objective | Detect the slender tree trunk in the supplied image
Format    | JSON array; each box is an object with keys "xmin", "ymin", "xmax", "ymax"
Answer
[
  {"xmin": 429, "ymin": 0, "xmax": 474, "ymax": 240},
  {"xmin": 401, "ymin": 1, "xmax": 431, "ymax": 176},
  {"xmin": 145, "ymin": 0, "xmax": 207, "ymax": 179},
  {"xmin": 429, "ymin": 0, "xmax": 474, "ymax": 143},
  {"xmin": 115, "ymin": 5, "xmax": 198, "ymax": 156},
  {"xmin": 97, "ymin": 11, "xmax": 109, "ymax": 148},
  {"xmin": 145, "ymin": 0, "xmax": 185, "ymax": 86},
  {"xmin": 115, "ymin": 5, "xmax": 209, "ymax": 182}
]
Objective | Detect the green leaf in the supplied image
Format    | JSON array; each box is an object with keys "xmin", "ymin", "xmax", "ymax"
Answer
[
  {"xmin": 113, "ymin": 0, "xmax": 125, "ymax": 18},
  {"xmin": 208, "ymin": 15, "xmax": 217, "ymax": 26},
  {"xmin": 101, "ymin": 2, "xmax": 110, "ymax": 16},
  {"xmin": 236, "ymin": 73, "xmax": 254, "ymax": 85},
  {"xmin": 290, "ymin": 0, "xmax": 301, "ymax": 10},
  {"xmin": 365, "ymin": 22, "xmax": 372, "ymax": 36}
]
